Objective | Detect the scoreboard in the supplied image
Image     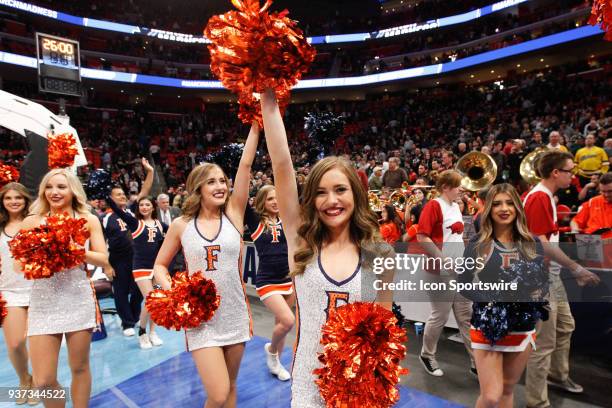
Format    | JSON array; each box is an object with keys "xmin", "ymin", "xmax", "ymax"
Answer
[{"xmin": 36, "ymin": 33, "xmax": 81, "ymax": 97}]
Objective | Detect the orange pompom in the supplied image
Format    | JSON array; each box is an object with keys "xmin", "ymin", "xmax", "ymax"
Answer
[
  {"xmin": 589, "ymin": 0, "xmax": 612, "ymax": 41},
  {"xmin": 0, "ymin": 163, "xmax": 19, "ymax": 188},
  {"xmin": 0, "ymin": 293, "xmax": 7, "ymax": 327},
  {"xmin": 9, "ymin": 213, "xmax": 90, "ymax": 279},
  {"xmin": 314, "ymin": 302, "xmax": 408, "ymax": 408},
  {"xmin": 48, "ymin": 133, "xmax": 78, "ymax": 169},
  {"xmin": 204, "ymin": 0, "xmax": 316, "ymax": 125},
  {"xmin": 146, "ymin": 271, "xmax": 220, "ymax": 330}
]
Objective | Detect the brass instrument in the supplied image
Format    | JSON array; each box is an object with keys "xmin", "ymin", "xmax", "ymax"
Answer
[
  {"xmin": 368, "ymin": 191, "xmax": 383, "ymax": 212},
  {"xmin": 520, "ymin": 147, "xmax": 548, "ymax": 185},
  {"xmin": 455, "ymin": 151, "xmax": 497, "ymax": 214},
  {"xmin": 388, "ymin": 190, "xmax": 407, "ymax": 211}
]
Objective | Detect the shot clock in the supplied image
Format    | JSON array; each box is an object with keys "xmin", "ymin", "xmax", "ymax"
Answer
[{"xmin": 36, "ymin": 33, "xmax": 82, "ymax": 97}]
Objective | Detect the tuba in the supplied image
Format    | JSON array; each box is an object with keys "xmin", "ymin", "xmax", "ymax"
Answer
[
  {"xmin": 520, "ymin": 147, "xmax": 548, "ymax": 185},
  {"xmin": 388, "ymin": 190, "xmax": 407, "ymax": 211},
  {"xmin": 455, "ymin": 152, "xmax": 497, "ymax": 214},
  {"xmin": 368, "ymin": 191, "xmax": 383, "ymax": 212}
]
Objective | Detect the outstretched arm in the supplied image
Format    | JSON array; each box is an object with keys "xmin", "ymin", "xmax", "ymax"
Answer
[
  {"xmin": 107, "ymin": 196, "xmax": 139, "ymax": 232},
  {"xmin": 260, "ymin": 89, "xmax": 300, "ymax": 251},
  {"xmin": 137, "ymin": 158, "xmax": 154, "ymax": 200},
  {"xmin": 226, "ymin": 122, "xmax": 260, "ymax": 230}
]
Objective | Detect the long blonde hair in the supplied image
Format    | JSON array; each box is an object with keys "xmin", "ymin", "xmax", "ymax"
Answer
[
  {"xmin": 254, "ymin": 185, "xmax": 277, "ymax": 232},
  {"xmin": 29, "ymin": 168, "xmax": 90, "ymax": 216},
  {"xmin": 0, "ymin": 182, "xmax": 32, "ymax": 231},
  {"xmin": 182, "ymin": 163, "xmax": 230, "ymax": 220},
  {"xmin": 293, "ymin": 156, "xmax": 384, "ymax": 276},
  {"xmin": 476, "ymin": 183, "xmax": 536, "ymax": 260}
]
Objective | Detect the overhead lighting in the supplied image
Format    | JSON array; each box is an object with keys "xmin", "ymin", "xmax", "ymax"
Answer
[
  {"xmin": 497, "ymin": 75, "xmax": 501, "ymax": 78},
  {"xmin": 470, "ymin": 74, "xmax": 474, "ymax": 78},
  {"xmin": 149, "ymin": 92, "xmax": 153, "ymax": 96},
  {"xmin": 120, "ymin": 90, "xmax": 124, "ymax": 93},
  {"xmin": 516, "ymin": 64, "xmax": 521, "ymax": 68},
  {"xmin": 436, "ymin": 81, "xmax": 440, "ymax": 85},
  {"xmin": 523, "ymin": 69, "xmax": 527, "ymax": 73},
  {"xmin": 540, "ymin": 58, "xmax": 544, "ymax": 62},
  {"xmin": 384, "ymin": 88, "xmax": 388, "ymax": 92},
  {"xmin": 177, "ymin": 95, "xmax": 181, "ymax": 98},
  {"xmin": 545, "ymin": 64, "xmax": 549, "ymax": 68},
  {"xmin": 490, "ymin": 70, "xmax": 495, "ymax": 73}
]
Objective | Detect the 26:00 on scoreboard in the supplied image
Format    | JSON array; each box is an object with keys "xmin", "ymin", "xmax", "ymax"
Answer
[{"xmin": 36, "ymin": 33, "xmax": 81, "ymax": 97}]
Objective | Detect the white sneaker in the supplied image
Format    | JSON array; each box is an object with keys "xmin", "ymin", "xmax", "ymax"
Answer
[
  {"xmin": 265, "ymin": 343, "xmax": 291, "ymax": 381},
  {"xmin": 149, "ymin": 332, "xmax": 164, "ymax": 346},
  {"xmin": 139, "ymin": 333, "xmax": 152, "ymax": 349},
  {"xmin": 123, "ymin": 328, "xmax": 136, "ymax": 337}
]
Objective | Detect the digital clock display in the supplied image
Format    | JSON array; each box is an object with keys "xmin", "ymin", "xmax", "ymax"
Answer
[
  {"xmin": 36, "ymin": 33, "xmax": 81, "ymax": 97},
  {"xmin": 39, "ymin": 35, "xmax": 78, "ymax": 69}
]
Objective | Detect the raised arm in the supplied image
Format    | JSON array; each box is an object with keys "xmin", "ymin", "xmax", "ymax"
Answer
[
  {"xmin": 260, "ymin": 89, "xmax": 300, "ymax": 249},
  {"xmin": 137, "ymin": 158, "xmax": 154, "ymax": 200},
  {"xmin": 107, "ymin": 196, "xmax": 139, "ymax": 232},
  {"xmin": 226, "ymin": 122, "xmax": 260, "ymax": 229}
]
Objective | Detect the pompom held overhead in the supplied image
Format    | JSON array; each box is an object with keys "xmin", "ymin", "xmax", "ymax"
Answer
[
  {"xmin": 48, "ymin": 133, "xmax": 78, "ymax": 169},
  {"xmin": 204, "ymin": 0, "xmax": 316, "ymax": 125}
]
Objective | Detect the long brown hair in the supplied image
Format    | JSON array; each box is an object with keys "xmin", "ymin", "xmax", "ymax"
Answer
[
  {"xmin": 0, "ymin": 182, "xmax": 32, "ymax": 231},
  {"xmin": 293, "ymin": 156, "xmax": 383, "ymax": 276},
  {"xmin": 475, "ymin": 183, "xmax": 536, "ymax": 260},
  {"xmin": 254, "ymin": 185, "xmax": 277, "ymax": 232},
  {"xmin": 182, "ymin": 163, "xmax": 230, "ymax": 220}
]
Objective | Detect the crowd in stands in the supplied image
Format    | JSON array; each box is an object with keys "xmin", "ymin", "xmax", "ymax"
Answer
[
  {"xmin": 0, "ymin": 0, "xmax": 589, "ymax": 80},
  {"xmin": 2, "ymin": 57, "xmax": 610, "ymax": 221}
]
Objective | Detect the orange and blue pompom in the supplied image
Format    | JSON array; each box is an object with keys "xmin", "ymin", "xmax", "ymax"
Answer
[{"xmin": 314, "ymin": 302, "xmax": 408, "ymax": 408}]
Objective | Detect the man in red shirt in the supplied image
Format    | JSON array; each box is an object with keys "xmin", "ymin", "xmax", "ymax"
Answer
[
  {"xmin": 524, "ymin": 150, "xmax": 600, "ymax": 408},
  {"xmin": 417, "ymin": 170, "xmax": 474, "ymax": 377},
  {"xmin": 571, "ymin": 172, "xmax": 612, "ymax": 239}
]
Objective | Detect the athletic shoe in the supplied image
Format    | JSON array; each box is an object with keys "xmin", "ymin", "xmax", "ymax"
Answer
[
  {"xmin": 123, "ymin": 328, "xmax": 136, "ymax": 337},
  {"xmin": 420, "ymin": 355, "xmax": 444, "ymax": 376},
  {"xmin": 547, "ymin": 377, "xmax": 584, "ymax": 394},
  {"xmin": 139, "ymin": 333, "xmax": 152, "ymax": 349},
  {"xmin": 265, "ymin": 343, "xmax": 291, "ymax": 381},
  {"xmin": 149, "ymin": 332, "xmax": 164, "ymax": 346}
]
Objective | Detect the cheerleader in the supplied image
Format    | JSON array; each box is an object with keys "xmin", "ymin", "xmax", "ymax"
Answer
[
  {"xmin": 459, "ymin": 183, "xmax": 548, "ymax": 408},
  {"xmin": 0, "ymin": 183, "xmax": 35, "ymax": 405},
  {"xmin": 107, "ymin": 195, "xmax": 167, "ymax": 349},
  {"xmin": 153, "ymin": 123, "xmax": 259, "ymax": 408},
  {"xmin": 245, "ymin": 185, "xmax": 294, "ymax": 381},
  {"xmin": 260, "ymin": 89, "xmax": 394, "ymax": 408},
  {"xmin": 19, "ymin": 169, "xmax": 108, "ymax": 408}
]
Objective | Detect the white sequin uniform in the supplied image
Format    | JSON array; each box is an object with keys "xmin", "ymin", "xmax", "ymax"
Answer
[
  {"xmin": 181, "ymin": 215, "xmax": 252, "ymax": 351},
  {"xmin": 0, "ymin": 232, "xmax": 32, "ymax": 307},
  {"xmin": 291, "ymin": 255, "xmax": 378, "ymax": 408}
]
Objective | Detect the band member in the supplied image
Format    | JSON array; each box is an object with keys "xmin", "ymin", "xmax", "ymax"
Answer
[
  {"xmin": 0, "ymin": 183, "xmax": 36, "ymax": 405},
  {"xmin": 379, "ymin": 204, "xmax": 403, "ymax": 244},
  {"xmin": 20, "ymin": 169, "xmax": 108, "ymax": 408},
  {"xmin": 571, "ymin": 172, "xmax": 612, "ymax": 239},
  {"xmin": 460, "ymin": 183, "xmax": 548, "ymax": 408},
  {"xmin": 417, "ymin": 170, "xmax": 475, "ymax": 377},
  {"xmin": 245, "ymin": 185, "xmax": 294, "ymax": 381},
  {"xmin": 260, "ymin": 89, "xmax": 394, "ymax": 407},
  {"xmin": 153, "ymin": 123, "xmax": 259, "ymax": 408},
  {"xmin": 523, "ymin": 150, "xmax": 600, "ymax": 407},
  {"xmin": 108, "ymin": 194, "xmax": 167, "ymax": 349},
  {"xmin": 101, "ymin": 158, "xmax": 153, "ymax": 336}
]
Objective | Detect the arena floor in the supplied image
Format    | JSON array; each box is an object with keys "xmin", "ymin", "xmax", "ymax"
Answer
[{"xmin": 0, "ymin": 296, "xmax": 608, "ymax": 407}]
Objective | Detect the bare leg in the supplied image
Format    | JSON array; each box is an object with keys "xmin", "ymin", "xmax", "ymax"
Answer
[
  {"xmin": 2, "ymin": 307, "xmax": 31, "ymax": 383},
  {"xmin": 29, "ymin": 334, "xmax": 63, "ymax": 408},
  {"xmin": 65, "ymin": 330, "xmax": 93, "ymax": 408},
  {"xmin": 262, "ymin": 293, "xmax": 295, "ymax": 356},
  {"xmin": 473, "ymin": 349, "xmax": 503, "ymax": 408}
]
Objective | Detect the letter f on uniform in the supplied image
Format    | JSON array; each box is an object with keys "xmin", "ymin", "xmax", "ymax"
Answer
[{"xmin": 204, "ymin": 245, "xmax": 221, "ymax": 271}]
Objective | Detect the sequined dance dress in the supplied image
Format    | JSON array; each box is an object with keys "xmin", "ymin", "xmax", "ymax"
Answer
[
  {"xmin": 0, "ymin": 231, "xmax": 32, "ymax": 307},
  {"xmin": 180, "ymin": 214, "xmax": 252, "ymax": 351},
  {"xmin": 27, "ymin": 226, "xmax": 99, "ymax": 336}
]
